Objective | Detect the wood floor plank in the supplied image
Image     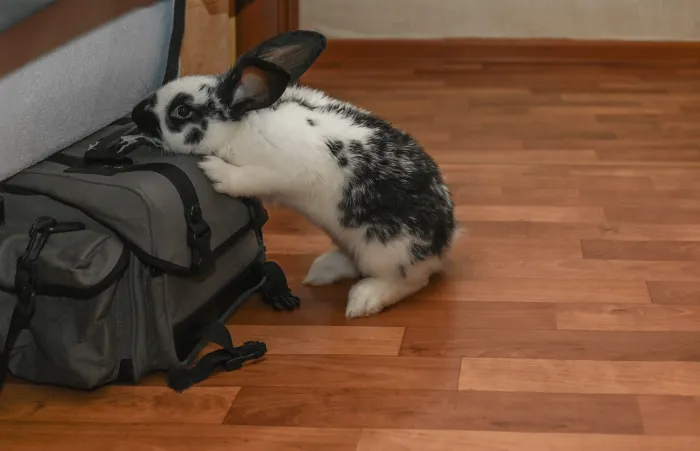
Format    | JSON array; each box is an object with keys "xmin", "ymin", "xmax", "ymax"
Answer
[
  {"xmin": 270, "ymin": 235, "xmax": 588, "ymax": 261},
  {"xmin": 605, "ymin": 206, "xmax": 700, "ymax": 224},
  {"xmin": 457, "ymin": 205, "xmax": 605, "ymax": 223},
  {"xmin": 567, "ymin": 165, "xmax": 700, "ymax": 178},
  {"xmin": 528, "ymin": 222, "xmax": 700, "ymax": 241},
  {"xmin": 400, "ymin": 328, "xmax": 700, "ymax": 360},
  {"xmin": 638, "ymin": 396, "xmax": 700, "ymax": 436},
  {"xmin": 145, "ymin": 355, "xmax": 460, "ymax": 390},
  {"xmin": 233, "ymin": 292, "xmax": 557, "ymax": 329},
  {"xmin": 582, "ymin": 240, "xmax": 700, "ymax": 261},
  {"xmin": 356, "ymin": 430, "xmax": 700, "ymax": 451},
  {"xmin": 458, "ymin": 237, "xmax": 584, "ymax": 260},
  {"xmin": 459, "ymin": 220, "xmax": 530, "ymax": 238},
  {"xmin": 0, "ymin": 385, "xmax": 239, "ymax": 424},
  {"xmin": 459, "ymin": 259, "xmax": 700, "ymax": 281},
  {"xmin": 264, "ymin": 233, "xmax": 333, "ymax": 254},
  {"xmin": 598, "ymin": 149, "xmax": 700, "ymax": 162},
  {"xmin": 458, "ymin": 359, "xmax": 700, "ymax": 396},
  {"xmin": 556, "ymin": 303, "xmax": 700, "ymax": 331},
  {"xmin": 225, "ymin": 325, "xmax": 405, "ymax": 356},
  {"xmin": 653, "ymin": 175, "xmax": 700, "ymax": 190},
  {"xmin": 433, "ymin": 149, "xmax": 600, "ymax": 164},
  {"xmin": 427, "ymin": 279, "xmax": 651, "ymax": 303},
  {"xmin": 486, "ymin": 187, "xmax": 700, "ymax": 209},
  {"xmin": 0, "ymin": 423, "xmax": 362, "ymax": 451},
  {"xmin": 579, "ymin": 188, "xmax": 700, "ymax": 209},
  {"xmin": 451, "ymin": 173, "xmax": 654, "ymax": 191},
  {"xmin": 225, "ymin": 387, "xmax": 643, "ymax": 434},
  {"xmin": 648, "ymin": 282, "xmax": 700, "ymax": 305},
  {"xmin": 488, "ymin": 187, "xmax": 582, "ymax": 206}
]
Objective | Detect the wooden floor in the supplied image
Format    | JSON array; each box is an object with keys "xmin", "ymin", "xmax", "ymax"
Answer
[{"xmin": 3, "ymin": 58, "xmax": 700, "ymax": 450}]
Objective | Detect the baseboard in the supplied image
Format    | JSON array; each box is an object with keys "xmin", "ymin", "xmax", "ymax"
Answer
[{"xmin": 317, "ymin": 38, "xmax": 700, "ymax": 64}]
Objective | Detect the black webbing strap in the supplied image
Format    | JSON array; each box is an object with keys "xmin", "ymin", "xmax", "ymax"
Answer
[
  {"xmin": 167, "ymin": 322, "xmax": 267, "ymax": 392},
  {"xmin": 121, "ymin": 163, "xmax": 212, "ymax": 272},
  {"xmin": 0, "ymin": 293, "xmax": 32, "ymax": 390}
]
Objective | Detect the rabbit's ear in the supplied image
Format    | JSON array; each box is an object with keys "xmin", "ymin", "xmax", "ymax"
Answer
[
  {"xmin": 240, "ymin": 30, "xmax": 327, "ymax": 82},
  {"xmin": 217, "ymin": 57, "xmax": 291, "ymax": 115}
]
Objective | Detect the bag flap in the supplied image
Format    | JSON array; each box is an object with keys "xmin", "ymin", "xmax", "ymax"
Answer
[
  {"xmin": 0, "ymin": 228, "xmax": 128, "ymax": 296},
  {"xmin": 1, "ymin": 123, "xmax": 262, "ymax": 275}
]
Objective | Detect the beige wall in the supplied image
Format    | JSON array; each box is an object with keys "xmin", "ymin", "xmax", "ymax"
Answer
[
  {"xmin": 180, "ymin": 0, "xmax": 233, "ymax": 75},
  {"xmin": 300, "ymin": 0, "xmax": 700, "ymax": 41}
]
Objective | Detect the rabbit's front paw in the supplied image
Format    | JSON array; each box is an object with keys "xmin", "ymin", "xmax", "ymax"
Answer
[{"xmin": 199, "ymin": 156, "xmax": 237, "ymax": 195}]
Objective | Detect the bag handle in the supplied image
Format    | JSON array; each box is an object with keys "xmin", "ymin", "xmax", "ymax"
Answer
[{"xmin": 0, "ymin": 217, "xmax": 85, "ymax": 392}]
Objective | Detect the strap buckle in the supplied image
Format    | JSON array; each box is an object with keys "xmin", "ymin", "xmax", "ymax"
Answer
[
  {"xmin": 186, "ymin": 205, "xmax": 212, "ymax": 270},
  {"xmin": 222, "ymin": 341, "xmax": 268, "ymax": 371},
  {"xmin": 14, "ymin": 217, "xmax": 86, "ymax": 320},
  {"xmin": 166, "ymin": 323, "xmax": 267, "ymax": 392}
]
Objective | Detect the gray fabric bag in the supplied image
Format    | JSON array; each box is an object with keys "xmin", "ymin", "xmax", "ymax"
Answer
[{"xmin": 0, "ymin": 119, "xmax": 300, "ymax": 392}]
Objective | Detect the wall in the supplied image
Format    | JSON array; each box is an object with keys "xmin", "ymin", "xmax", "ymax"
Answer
[
  {"xmin": 300, "ymin": 0, "xmax": 700, "ymax": 41},
  {"xmin": 180, "ymin": 0, "xmax": 233, "ymax": 75}
]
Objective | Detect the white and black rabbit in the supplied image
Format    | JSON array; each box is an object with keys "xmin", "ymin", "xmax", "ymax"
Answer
[{"xmin": 131, "ymin": 30, "xmax": 457, "ymax": 318}]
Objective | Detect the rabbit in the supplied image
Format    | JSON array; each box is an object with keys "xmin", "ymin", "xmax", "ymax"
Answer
[{"xmin": 130, "ymin": 30, "xmax": 458, "ymax": 318}]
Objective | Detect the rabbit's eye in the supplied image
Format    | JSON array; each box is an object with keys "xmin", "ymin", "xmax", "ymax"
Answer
[{"xmin": 173, "ymin": 104, "xmax": 193, "ymax": 119}]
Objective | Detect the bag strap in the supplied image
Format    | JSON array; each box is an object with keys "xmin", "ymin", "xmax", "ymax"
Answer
[
  {"xmin": 167, "ymin": 322, "xmax": 267, "ymax": 392},
  {"xmin": 259, "ymin": 261, "xmax": 301, "ymax": 311},
  {"xmin": 0, "ymin": 217, "xmax": 85, "ymax": 392}
]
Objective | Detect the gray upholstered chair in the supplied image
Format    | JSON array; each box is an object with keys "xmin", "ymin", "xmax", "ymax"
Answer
[{"xmin": 0, "ymin": 0, "xmax": 183, "ymax": 181}]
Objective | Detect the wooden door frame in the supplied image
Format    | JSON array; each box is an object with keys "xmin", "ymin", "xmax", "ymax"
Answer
[{"xmin": 232, "ymin": 0, "xmax": 299, "ymax": 58}]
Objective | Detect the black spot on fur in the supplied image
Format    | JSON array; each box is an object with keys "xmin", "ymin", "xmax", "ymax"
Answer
[
  {"xmin": 185, "ymin": 128, "xmax": 204, "ymax": 145},
  {"xmin": 337, "ymin": 155, "xmax": 349, "ymax": 167},
  {"xmin": 202, "ymin": 100, "xmax": 227, "ymax": 121},
  {"xmin": 165, "ymin": 93, "xmax": 195, "ymax": 133},
  {"xmin": 307, "ymin": 118, "xmax": 316, "ymax": 126},
  {"xmin": 325, "ymin": 103, "xmax": 455, "ymax": 262},
  {"xmin": 162, "ymin": 92, "xmax": 219, "ymax": 141},
  {"xmin": 398, "ymin": 265, "xmax": 407, "ymax": 278},
  {"xmin": 327, "ymin": 140, "xmax": 344, "ymax": 156}
]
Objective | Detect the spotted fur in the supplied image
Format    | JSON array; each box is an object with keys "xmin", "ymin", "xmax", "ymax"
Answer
[{"xmin": 131, "ymin": 31, "xmax": 458, "ymax": 318}]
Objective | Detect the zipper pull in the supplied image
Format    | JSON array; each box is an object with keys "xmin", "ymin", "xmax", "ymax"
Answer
[
  {"xmin": 22, "ymin": 217, "xmax": 86, "ymax": 263},
  {"xmin": 45, "ymin": 221, "xmax": 86, "ymax": 234}
]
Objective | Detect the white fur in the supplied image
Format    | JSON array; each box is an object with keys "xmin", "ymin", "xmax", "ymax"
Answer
[{"xmin": 303, "ymin": 249, "xmax": 359, "ymax": 286}]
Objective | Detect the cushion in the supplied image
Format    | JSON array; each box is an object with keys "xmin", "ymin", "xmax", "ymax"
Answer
[{"xmin": 0, "ymin": 0, "xmax": 175, "ymax": 181}]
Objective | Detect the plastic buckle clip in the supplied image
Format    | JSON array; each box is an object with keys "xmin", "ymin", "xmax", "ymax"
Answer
[
  {"xmin": 14, "ymin": 217, "xmax": 86, "ymax": 318},
  {"xmin": 186, "ymin": 206, "xmax": 212, "ymax": 269},
  {"xmin": 222, "ymin": 341, "xmax": 267, "ymax": 372}
]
